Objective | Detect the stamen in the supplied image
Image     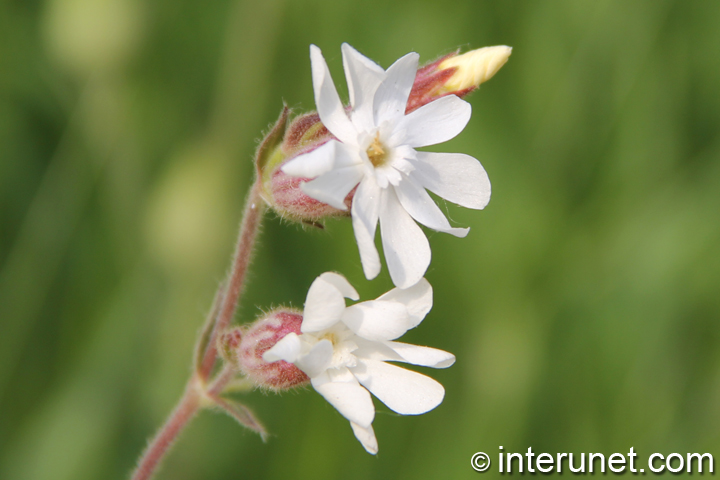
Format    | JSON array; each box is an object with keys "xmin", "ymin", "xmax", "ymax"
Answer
[{"xmin": 366, "ymin": 132, "xmax": 387, "ymax": 167}]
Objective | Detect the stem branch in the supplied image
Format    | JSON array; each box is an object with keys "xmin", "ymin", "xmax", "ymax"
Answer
[{"xmin": 207, "ymin": 363, "xmax": 236, "ymax": 397}]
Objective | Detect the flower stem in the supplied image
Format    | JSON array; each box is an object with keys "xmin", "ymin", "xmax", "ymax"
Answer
[
  {"xmin": 130, "ymin": 378, "xmax": 203, "ymax": 480},
  {"xmin": 130, "ymin": 180, "xmax": 266, "ymax": 480},
  {"xmin": 199, "ymin": 180, "xmax": 265, "ymax": 380},
  {"xmin": 206, "ymin": 363, "xmax": 236, "ymax": 397}
]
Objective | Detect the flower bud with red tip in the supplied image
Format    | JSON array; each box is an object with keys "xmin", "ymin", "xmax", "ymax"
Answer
[{"xmin": 406, "ymin": 45, "xmax": 512, "ymax": 113}]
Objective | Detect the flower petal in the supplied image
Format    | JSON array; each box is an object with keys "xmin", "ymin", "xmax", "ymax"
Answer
[
  {"xmin": 385, "ymin": 342, "xmax": 455, "ymax": 368},
  {"xmin": 280, "ymin": 141, "xmax": 332, "ymax": 178},
  {"xmin": 373, "ymin": 52, "xmax": 419, "ymax": 125},
  {"xmin": 296, "ymin": 339, "xmax": 333, "ymax": 377},
  {"xmin": 317, "ymin": 272, "xmax": 359, "ymax": 300},
  {"xmin": 350, "ymin": 422, "xmax": 378, "ymax": 455},
  {"xmin": 351, "ymin": 176, "xmax": 382, "ymax": 280},
  {"xmin": 388, "ymin": 144, "xmax": 417, "ymax": 174},
  {"xmin": 391, "ymin": 95, "xmax": 471, "ymax": 148},
  {"xmin": 301, "ymin": 275, "xmax": 347, "ymax": 333},
  {"xmin": 312, "ymin": 369, "xmax": 375, "ymax": 428},
  {"xmin": 310, "ymin": 45, "xmax": 358, "ymax": 145},
  {"xmin": 376, "ymin": 164, "xmax": 402, "ymax": 187},
  {"xmin": 379, "ymin": 188, "xmax": 430, "ymax": 289},
  {"xmin": 341, "ymin": 300, "xmax": 412, "ymax": 341},
  {"xmin": 281, "ymin": 140, "xmax": 358, "ymax": 179},
  {"xmin": 394, "ymin": 176, "xmax": 469, "ymax": 237},
  {"xmin": 352, "ymin": 337, "xmax": 404, "ymax": 362},
  {"xmin": 351, "ymin": 359, "xmax": 445, "ymax": 415},
  {"xmin": 342, "ymin": 43, "xmax": 385, "ymax": 132},
  {"xmin": 376, "ymin": 277, "xmax": 432, "ymax": 328},
  {"xmin": 411, "ymin": 152, "xmax": 491, "ymax": 209},
  {"xmin": 262, "ymin": 332, "xmax": 302, "ymax": 363},
  {"xmin": 301, "ymin": 164, "xmax": 364, "ymax": 210},
  {"xmin": 352, "ymin": 338, "xmax": 455, "ymax": 368}
]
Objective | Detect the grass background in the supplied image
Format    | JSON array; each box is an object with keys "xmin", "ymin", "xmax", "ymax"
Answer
[{"xmin": 2, "ymin": 0, "xmax": 720, "ymax": 478}]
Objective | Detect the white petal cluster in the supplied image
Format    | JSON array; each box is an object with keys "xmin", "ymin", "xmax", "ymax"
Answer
[
  {"xmin": 263, "ymin": 272, "xmax": 455, "ymax": 454},
  {"xmin": 282, "ymin": 44, "xmax": 491, "ymax": 288}
]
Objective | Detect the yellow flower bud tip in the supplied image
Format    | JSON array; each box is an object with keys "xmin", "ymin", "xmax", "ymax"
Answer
[{"xmin": 439, "ymin": 45, "xmax": 512, "ymax": 92}]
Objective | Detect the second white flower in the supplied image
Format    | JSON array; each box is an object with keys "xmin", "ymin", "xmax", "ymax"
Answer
[{"xmin": 263, "ymin": 272, "xmax": 455, "ymax": 454}]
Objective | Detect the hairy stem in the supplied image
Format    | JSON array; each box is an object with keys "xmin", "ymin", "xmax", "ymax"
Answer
[
  {"xmin": 206, "ymin": 363, "xmax": 236, "ymax": 397},
  {"xmin": 130, "ymin": 379, "xmax": 203, "ymax": 480},
  {"xmin": 131, "ymin": 179, "xmax": 266, "ymax": 480},
  {"xmin": 199, "ymin": 180, "xmax": 265, "ymax": 380}
]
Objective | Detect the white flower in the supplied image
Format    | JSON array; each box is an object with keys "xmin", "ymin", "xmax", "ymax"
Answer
[
  {"xmin": 282, "ymin": 44, "xmax": 491, "ymax": 288},
  {"xmin": 263, "ymin": 272, "xmax": 455, "ymax": 454}
]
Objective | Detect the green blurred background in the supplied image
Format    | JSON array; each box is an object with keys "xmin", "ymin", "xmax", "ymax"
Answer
[{"xmin": 2, "ymin": 0, "xmax": 720, "ymax": 478}]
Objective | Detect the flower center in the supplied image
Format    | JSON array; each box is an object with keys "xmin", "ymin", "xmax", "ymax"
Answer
[
  {"xmin": 366, "ymin": 132, "xmax": 388, "ymax": 167},
  {"xmin": 319, "ymin": 330, "xmax": 357, "ymax": 369}
]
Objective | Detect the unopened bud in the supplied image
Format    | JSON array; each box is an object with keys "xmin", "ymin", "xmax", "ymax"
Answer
[
  {"xmin": 258, "ymin": 109, "xmax": 350, "ymax": 225},
  {"xmin": 406, "ymin": 45, "xmax": 512, "ymax": 113},
  {"xmin": 230, "ymin": 309, "xmax": 310, "ymax": 391},
  {"xmin": 439, "ymin": 46, "xmax": 512, "ymax": 92}
]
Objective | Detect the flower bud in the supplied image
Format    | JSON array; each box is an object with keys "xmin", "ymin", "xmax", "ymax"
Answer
[
  {"xmin": 406, "ymin": 45, "xmax": 512, "ymax": 113},
  {"xmin": 257, "ymin": 109, "xmax": 350, "ymax": 225},
  {"xmin": 439, "ymin": 46, "xmax": 512, "ymax": 92},
  {"xmin": 229, "ymin": 309, "xmax": 310, "ymax": 391}
]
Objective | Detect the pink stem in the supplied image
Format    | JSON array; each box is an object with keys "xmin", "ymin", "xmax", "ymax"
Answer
[
  {"xmin": 199, "ymin": 181, "xmax": 265, "ymax": 380},
  {"xmin": 130, "ymin": 180, "xmax": 266, "ymax": 480},
  {"xmin": 206, "ymin": 363, "xmax": 236, "ymax": 397},
  {"xmin": 130, "ymin": 380, "xmax": 203, "ymax": 480}
]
